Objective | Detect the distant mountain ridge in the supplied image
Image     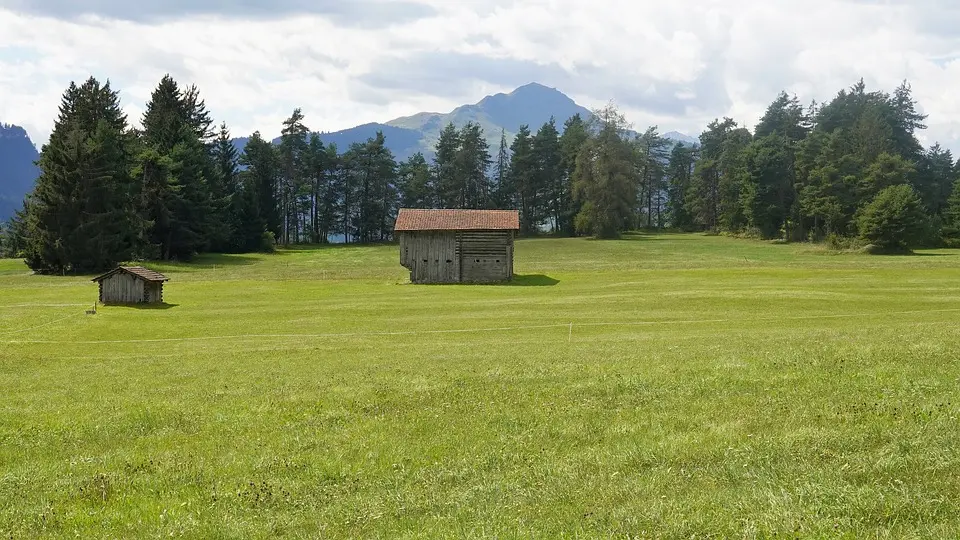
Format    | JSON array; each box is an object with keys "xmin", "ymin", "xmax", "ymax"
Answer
[
  {"xmin": 233, "ymin": 83, "xmax": 698, "ymax": 163},
  {"xmin": 0, "ymin": 123, "xmax": 40, "ymax": 222}
]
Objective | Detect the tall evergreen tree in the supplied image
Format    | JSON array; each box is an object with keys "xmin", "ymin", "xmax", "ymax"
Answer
[
  {"xmin": 239, "ymin": 132, "xmax": 279, "ymax": 247},
  {"xmin": 533, "ymin": 118, "xmax": 563, "ymax": 231},
  {"xmin": 456, "ymin": 122, "xmax": 492, "ymax": 209},
  {"xmin": 666, "ymin": 142, "xmax": 698, "ymax": 230},
  {"xmin": 509, "ymin": 125, "xmax": 539, "ymax": 235},
  {"xmin": 278, "ymin": 108, "xmax": 310, "ymax": 245},
  {"xmin": 398, "ymin": 152, "xmax": 434, "ymax": 209},
  {"xmin": 572, "ymin": 104, "xmax": 637, "ymax": 238},
  {"xmin": 138, "ymin": 74, "xmax": 216, "ymax": 260},
  {"xmin": 492, "ymin": 129, "xmax": 512, "ymax": 209},
  {"xmin": 433, "ymin": 123, "xmax": 461, "ymax": 208},
  {"xmin": 558, "ymin": 114, "xmax": 590, "ymax": 236},
  {"xmin": 23, "ymin": 77, "xmax": 139, "ymax": 273},
  {"xmin": 633, "ymin": 127, "xmax": 671, "ymax": 228}
]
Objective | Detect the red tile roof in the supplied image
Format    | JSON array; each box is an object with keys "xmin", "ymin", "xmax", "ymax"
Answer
[
  {"xmin": 394, "ymin": 209, "xmax": 520, "ymax": 231},
  {"xmin": 92, "ymin": 266, "xmax": 169, "ymax": 283}
]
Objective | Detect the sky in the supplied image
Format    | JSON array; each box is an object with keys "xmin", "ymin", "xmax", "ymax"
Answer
[{"xmin": 2, "ymin": 0, "xmax": 960, "ymax": 151}]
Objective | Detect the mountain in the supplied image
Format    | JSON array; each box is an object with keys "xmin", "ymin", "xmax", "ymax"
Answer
[
  {"xmin": 232, "ymin": 83, "xmax": 698, "ymax": 163},
  {"xmin": 383, "ymin": 82, "xmax": 594, "ymax": 158},
  {"xmin": 663, "ymin": 131, "xmax": 699, "ymax": 147},
  {"xmin": 0, "ymin": 124, "xmax": 40, "ymax": 222}
]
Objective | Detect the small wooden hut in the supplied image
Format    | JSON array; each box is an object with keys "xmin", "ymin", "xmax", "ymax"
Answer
[
  {"xmin": 395, "ymin": 208, "xmax": 520, "ymax": 284},
  {"xmin": 91, "ymin": 266, "xmax": 169, "ymax": 304}
]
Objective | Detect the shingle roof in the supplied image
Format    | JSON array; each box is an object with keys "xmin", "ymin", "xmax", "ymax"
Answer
[
  {"xmin": 394, "ymin": 209, "xmax": 520, "ymax": 231},
  {"xmin": 92, "ymin": 266, "xmax": 169, "ymax": 283}
]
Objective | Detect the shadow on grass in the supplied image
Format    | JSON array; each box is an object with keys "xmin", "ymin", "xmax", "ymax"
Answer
[
  {"xmin": 273, "ymin": 242, "xmax": 397, "ymax": 254},
  {"xmin": 408, "ymin": 274, "xmax": 559, "ymax": 286},
  {"xmin": 505, "ymin": 274, "xmax": 560, "ymax": 286},
  {"xmin": 171, "ymin": 254, "xmax": 261, "ymax": 268},
  {"xmin": 101, "ymin": 303, "xmax": 179, "ymax": 310}
]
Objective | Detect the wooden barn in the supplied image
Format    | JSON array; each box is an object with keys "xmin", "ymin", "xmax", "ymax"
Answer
[
  {"xmin": 91, "ymin": 266, "xmax": 169, "ymax": 304},
  {"xmin": 395, "ymin": 208, "xmax": 520, "ymax": 284}
]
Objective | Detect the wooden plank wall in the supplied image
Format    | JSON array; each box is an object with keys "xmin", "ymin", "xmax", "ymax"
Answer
[
  {"xmin": 400, "ymin": 232, "xmax": 459, "ymax": 283},
  {"xmin": 458, "ymin": 230, "xmax": 512, "ymax": 282},
  {"xmin": 400, "ymin": 230, "xmax": 515, "ymax": 283},
  {"xmin": 100, "ymin": 273, "xmax": 146, "ymax": 303}
]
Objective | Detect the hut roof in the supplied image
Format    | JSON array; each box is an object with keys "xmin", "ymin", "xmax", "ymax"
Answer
[
  {"xmin": 394, "ymin": 209, "xmax": 520, "ymax": 232},
  {"xmin": 92, "ymin": 266, "xmax": 169, "ymax": 283}
]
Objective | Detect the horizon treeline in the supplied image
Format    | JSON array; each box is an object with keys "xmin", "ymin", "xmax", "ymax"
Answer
[{"xmin": 3, "ymin": 74, "xmax": 960, "ymax": 272}]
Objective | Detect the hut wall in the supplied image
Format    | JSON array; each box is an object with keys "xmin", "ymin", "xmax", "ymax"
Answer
[
  {"xmin": 458, "ymin": 230, "xmax": 513, "ymax": 283},
  {"xmin": 400, "ymin": 229, "xmax": 514, "ymax": 283},
  {"xmin": 145, "ymin": 282, "xmax": 163, "ymax": 304},
  {"xmin": 100, "ymin": 273, "xmax": 146, "ymax": 304},
  {"xmin": 400, "ymin": 231, "xmax": 459, "ymax": 283}
]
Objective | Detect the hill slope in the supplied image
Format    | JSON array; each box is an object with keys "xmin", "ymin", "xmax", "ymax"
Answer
[{"xmin": 0, "ymin": 124, "xmax": 40, "ymax": 221}]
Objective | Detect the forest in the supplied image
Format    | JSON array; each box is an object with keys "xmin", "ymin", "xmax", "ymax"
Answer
[{"xmin": 2, "ymin": 74, "xmax": 960, "ymax": 273}]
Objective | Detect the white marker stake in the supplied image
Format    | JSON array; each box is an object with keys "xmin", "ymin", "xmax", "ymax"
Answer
[{"xmin": 568, "ymin": 322, "xmax": 573, "ymax": 343}]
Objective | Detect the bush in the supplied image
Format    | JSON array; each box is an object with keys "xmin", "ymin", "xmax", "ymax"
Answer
[
  {"xmin": 259, "ymin": 231, "xmax": 276, "ymax": 253},
  {"xmin": 856, "ymin": 184, "xmax": 927, "ymax": 253},
  {"xmin": 825, "ymin": 233, "xmax": 864, "ymax": 251}
]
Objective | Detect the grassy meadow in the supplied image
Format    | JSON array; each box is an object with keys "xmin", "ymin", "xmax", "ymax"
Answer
[{"xmin": 2, "ymin": 233, "xmax": 960, "ymax": 538}]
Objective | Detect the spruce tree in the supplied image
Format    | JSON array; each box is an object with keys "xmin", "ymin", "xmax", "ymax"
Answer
[
  {"xmin": 666, "ymin": 143, "xmax": 697, "ymax": 231},
  {"xmin": 239, "ymin": 132, "xmax": 279, "ymax": 247},
  {"xmin": 509, "ymin": 125, "xmax": 538, "ymax": 235},
  {"xmin": 533, "ymin": 118, "xmax": 562, "ymax": 231},
  {"xmin": 278, "ymin": 108, "xmax": 310, "ymax": 245},
  {"xmin": 492, "ymin": 129, "xmax": 512, "ymax": 209},
  {"xmin": 398, "ymin": 152, "xmax": 434, "ymax": 208},
  {"xmin": 138, "ymin": 74, "xmax": 216, "ymax": 260},
  {"xmin": 571, "ymin": 104, "xmax": 637, "ymax": 238},
  {"xmin": 433, "ymin": 123, "xmax": 461, "ymax": 208},
  {"xmin": 23, "ymin": 77, "xmax": 139, "ymax": 273},
  {"xmin": 455, "ymin": 122, "xmax": 492, "ymax": 209},
  {"xmin": 209, "ymin": 122, "xmax": 240, "ymax": 251},
  {"xmin": 558, "ymin": 114, "xmax": 590, "ymax": 235}
]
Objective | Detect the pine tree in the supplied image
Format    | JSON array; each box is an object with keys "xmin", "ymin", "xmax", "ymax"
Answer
[
  {"xmin": 138, "ymin": 74, "xmax": 217, "ymax": 260},
  {"xmin": 278, "ymin": 109, "xmax": 310, "ymax": 245},
  {"xmin": 558, "ymin": 114, "xmax": 589, "ymax": 236},
  {"xmin": 572, "ymin": 103, "xmax": 637, "ymax": 238},
  {"xmin": 533, "ymin": 118, "xmax": 562, "ymax": 231},
  {"xmin": 433, "ymin": 123, "xmax": 461, "ymax": 208},
  {"xmin": 455, "ymin": 122, "xmax": 492, "ymax": 209},
  {"xmin": 491, "ymin": 129, "xmax": 511, "ymax": 209},
  {"xmin": 239, "ymin": 132, "xmax": 279, "ymax": 248},
  {"xmin": 509, "ymin": 125, "xmax": 538, "ymax": 234},
  {"xmin": 23, "ymin": 77, "xmax": 139, "ymax": 273},
  {"xmin": 945, "ymin": 178, "xmax": 960, "ymax": 241},
  {"xmin": 208, "ymin": 122, "xmax": 239, "ymax": 251},
  {"xmin": 398, "ymin": 152, "xmax": 434, "ymax": 208},
  {"xmin": 666, "ymin": 142, "xmax": 697, "ymax": 231},
  {"xmin": 633, "ymin": 127, "xmax": 671, "ymax": 229},
  {"xmin": 741, "ymin": 134, "xmax": 796, "ymax": 238}
]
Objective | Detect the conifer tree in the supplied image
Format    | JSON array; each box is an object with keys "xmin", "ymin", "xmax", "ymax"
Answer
[
  {"xmin": 533, "ymin": 118, "xmax": 562, "ymax": 231},
  {"xmin": 572, "ymin": 104, "xmax": 637, "ymax": 238},
  {"xmin": 491, "ymin": 129, "xmax": 511, "ymax": 209},
  {"xmin": 23, "ymin": 77, "xmax": 139, "ymax": 273},
  {"xmin": 509, "ymin": 125, "xmax": 538, "ymax": 234},
  {"xmin": 558, "ymin": 114, "xmax": 590, "ymax": 235}
]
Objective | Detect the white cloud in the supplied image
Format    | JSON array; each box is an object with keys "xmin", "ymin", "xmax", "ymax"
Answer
[{"xmin": 2, "ymin": 0, "xmax": 960, "ymax": 152}]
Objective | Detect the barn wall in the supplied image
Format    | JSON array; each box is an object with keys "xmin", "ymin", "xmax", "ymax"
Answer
[
  {"xmin": 400, "ymin": 230, "xmax": 515, "ymax": 283},
  {"xmin": 145, "ymin": 282, "xmax": 163, "ymax": 304},
  {"xmin": 100, "ymin": 273, "xmax": 146, "ymax": 303},
  {"xmin": 458, "ymin": 230, "xmax": 513, "ymax": 283},
  {"xmin": 400, "ymin": 231, "xmax": 459, "ymax": 283}
]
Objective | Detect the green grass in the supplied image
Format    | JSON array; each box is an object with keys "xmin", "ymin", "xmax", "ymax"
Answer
[{"xmin": 3, "ymin": 233, "xmax": 960, "ymax": 538}]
